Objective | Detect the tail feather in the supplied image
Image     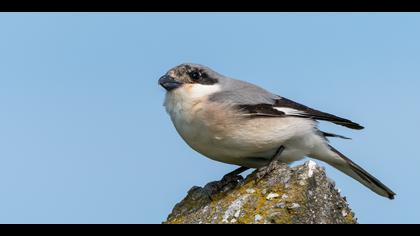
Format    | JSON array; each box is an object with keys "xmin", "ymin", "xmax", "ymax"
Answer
[
  {"xmin": 310, "ymin": 140, "xmax": 396, "ymax": 199},
  {"xmin": 327, "ymin": 146, "xmax": 396, "ymax": 199},
  {"xmin": 321, "ymin": 131, "xmax": 351, "ymax": 140}
]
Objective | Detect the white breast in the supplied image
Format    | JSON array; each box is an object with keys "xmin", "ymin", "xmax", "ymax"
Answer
[{"xmin": 163, "ymin": 83, "xmax": 222, "ymax": 142}]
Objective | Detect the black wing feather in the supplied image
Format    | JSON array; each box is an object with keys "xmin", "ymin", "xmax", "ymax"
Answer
[
  {"xmin": 275, "ymin": 97, "xmax": 364, "ymax": 130},
  {"xmin": 237, "ymin": 97, "xmax": 364, "ymax": 130}
]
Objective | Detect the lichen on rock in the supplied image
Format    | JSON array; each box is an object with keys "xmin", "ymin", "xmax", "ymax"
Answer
[{"xmin": 164, "ymin": 161, "xmax": 357, "ymax": 224}]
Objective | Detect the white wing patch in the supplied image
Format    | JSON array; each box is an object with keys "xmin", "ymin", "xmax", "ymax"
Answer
[{"xmin": 273, "ymin": 107, "xmax": 305, "ymax": 116}]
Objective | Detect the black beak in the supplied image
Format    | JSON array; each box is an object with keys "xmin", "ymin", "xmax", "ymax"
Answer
[{"xmin": 158, "ymin": 75, "xmax": 183, "ymax": 91}]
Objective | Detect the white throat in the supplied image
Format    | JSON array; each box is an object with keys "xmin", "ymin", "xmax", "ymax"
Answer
[{"xmin": 163, "ymin": 83, "xmax": 221, "ymax": 122}]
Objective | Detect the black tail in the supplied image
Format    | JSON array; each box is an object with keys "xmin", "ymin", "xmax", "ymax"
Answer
[{"xmin": 328, "ymin": 146, "xmax": 396, "ymax": 200}]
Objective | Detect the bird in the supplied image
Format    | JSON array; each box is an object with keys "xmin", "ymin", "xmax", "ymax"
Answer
[{"xmin": 158, "ymin": 63, "xmax": 395, "ymax": 199}]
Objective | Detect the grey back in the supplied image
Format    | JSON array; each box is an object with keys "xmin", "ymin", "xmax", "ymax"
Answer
[{"xmin": 209, "ymin": 76, "xmax": 279, "ymax": 105}]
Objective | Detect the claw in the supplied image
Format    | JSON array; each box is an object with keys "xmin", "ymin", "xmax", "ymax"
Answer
[
  {"xmin": 255, "ymin": 145, "xmax": 285, "ymax": 182},
  {"xmin": 255, "ymin": 161, "xmax": 277, "ymax": 182}
]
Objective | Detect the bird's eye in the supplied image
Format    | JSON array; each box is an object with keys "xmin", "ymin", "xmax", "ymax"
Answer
[{"xmin": 189, "ymin": 71, "xmax": 201, "ymax": 80}]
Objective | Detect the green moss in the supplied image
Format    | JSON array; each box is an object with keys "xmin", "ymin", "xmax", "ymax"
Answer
[{"xmin": 345, "ymin": 212, "xmax": 356, "ymax": 224}]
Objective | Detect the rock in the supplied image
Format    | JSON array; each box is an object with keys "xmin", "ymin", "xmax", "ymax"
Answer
[
  {"xmin": 266, "ymin": 193, "xmax": 280, "ymax": 200},
  {"xmin": 164, "ymin": 161, "xmax": 357, "ymax": 224}
]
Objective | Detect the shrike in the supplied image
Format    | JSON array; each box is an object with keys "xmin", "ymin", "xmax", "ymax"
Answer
[{"xmin": 158, "ymin": 63, "xmax": 395, "ymax": 199}]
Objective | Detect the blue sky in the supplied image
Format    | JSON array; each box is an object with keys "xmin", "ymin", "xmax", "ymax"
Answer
[{"xmin": 0, "ymin": 13, "xmax": 419, "ymax": 223}]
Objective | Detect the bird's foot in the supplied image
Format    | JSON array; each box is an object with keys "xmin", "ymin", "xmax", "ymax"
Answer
[
  {"xmin": 255, "ymin": 145, "xmax": 285, "ymax": 182},
  {"xmin": 255, "ymin": 160, "xmax": 280, "ymax": 182},
  {"xmin": 202, "ymin": 166, "xmax": 249, "ymax": 200}
]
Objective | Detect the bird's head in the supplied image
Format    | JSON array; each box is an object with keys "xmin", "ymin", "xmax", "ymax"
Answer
[{"xmin": 158, "ymin": 63, "xmax": 220, "ymax": 92}]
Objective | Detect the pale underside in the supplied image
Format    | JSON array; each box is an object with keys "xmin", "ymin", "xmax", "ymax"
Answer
[{"xmin": 164, "ymin": 84, "xmax": 337, "ymax": 168}]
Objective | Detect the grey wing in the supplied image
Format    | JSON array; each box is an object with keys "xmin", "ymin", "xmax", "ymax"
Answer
[
  {"xmin": 211, "ymin": 92, "xmax": 363, "ymax": 130},
  {"xmin": 209, "ymin": 79, "xmax": 363, "ymax": 130}
]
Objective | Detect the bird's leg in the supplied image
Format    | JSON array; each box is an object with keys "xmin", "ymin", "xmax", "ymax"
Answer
[{"xmin": 256, "ymin": 145, "xmax": 285, "ymax": 180}]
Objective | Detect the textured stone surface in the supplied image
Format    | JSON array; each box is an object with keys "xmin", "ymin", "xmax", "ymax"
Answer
[{"xmin": 164, "ymin": 161, "xmax": 357, "ymax": 224}]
